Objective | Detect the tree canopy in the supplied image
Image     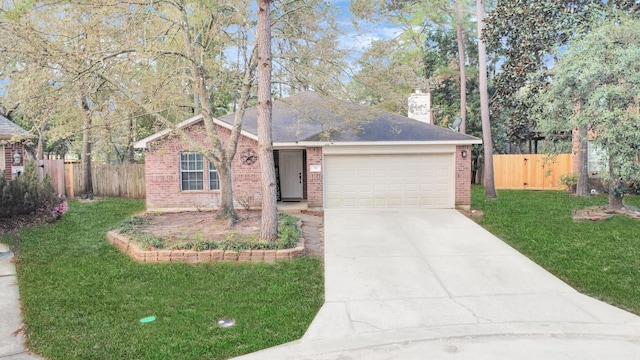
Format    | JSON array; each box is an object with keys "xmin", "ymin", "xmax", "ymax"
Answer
[{"xmin": 537, "ymin": 15, "xmax": 640, "ymax": 208}]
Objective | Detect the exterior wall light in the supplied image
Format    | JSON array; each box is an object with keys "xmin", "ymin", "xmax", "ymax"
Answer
[
  {"xmin": 13, "ymin": 149, "xmax": 21, "ymax": 164},
  {"xmin": 461, "ymin": 149, "xmax": 468, "ymax": 159}
]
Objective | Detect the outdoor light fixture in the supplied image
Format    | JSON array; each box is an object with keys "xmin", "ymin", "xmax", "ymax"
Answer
[
  {"xmin": 461, "ymin": 149, "xmax": 468, "ymax": 159},
  {"xmin": 13, "ymin": 149, "xmax": 21, "ymax": 164}
]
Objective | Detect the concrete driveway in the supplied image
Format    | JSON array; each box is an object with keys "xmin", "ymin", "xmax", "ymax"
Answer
[{"xmin": 236, "ymin": 209, "xmax": 640, "ymax": 359}]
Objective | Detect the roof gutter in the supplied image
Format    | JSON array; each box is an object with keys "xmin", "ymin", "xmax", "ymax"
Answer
[{"xmin": 274, "ymin": 139, "xmax": 482, "ymax": 148}]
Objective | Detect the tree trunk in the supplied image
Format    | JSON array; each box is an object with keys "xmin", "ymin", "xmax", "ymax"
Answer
[
  {"xmin": 454, "ymin": 0, "xmax": 467, "ymax": 134},
  {"xmin": 257, "ymin": 0, "xmax": 278, "ymax": 242},
  {"xmin": 576, "ymin": 125, "xmax": 590, "ymax": 196},
  {"xmin": 607, "ymin": 155, "xmax": 624, "ymax": 210},
  {"xmin": 126, "ymin": 115, "xmax": 135, "ymax": 164},
  {"xmin": 78, "ymin": 95, "xmax": 93, "ymax": 199},
  {"xmin": 476, "ymin": 0, "xmax": 496, "ymax": 198},
  {"xmin": 36, "ymin": 127, "xmax": 45, "ymax": 181},
  {"xmin": 217, "ymin": 163, "xmax": 236, "ymax": 219}
]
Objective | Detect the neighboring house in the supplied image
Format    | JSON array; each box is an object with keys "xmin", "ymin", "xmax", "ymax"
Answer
[
  {"xmin": 135, "ymin": 92, "xmax": 482, "ymax": 211},
  {"xmin": 0, "ymin": 114, "xmax": 30, "ymax": 180}
]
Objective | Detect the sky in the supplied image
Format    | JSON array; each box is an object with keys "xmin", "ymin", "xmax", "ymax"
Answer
[{"xmin": 330, "ymin": 0, "xmax": 402, "ymax": 59}]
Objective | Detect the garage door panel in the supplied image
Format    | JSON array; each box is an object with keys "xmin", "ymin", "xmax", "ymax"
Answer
[{"xmin": 325, "ymin": 153, "xmax": 454, "ymax": 209}]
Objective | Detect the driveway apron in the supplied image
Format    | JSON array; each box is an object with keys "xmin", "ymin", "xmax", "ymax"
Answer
[{"xmin": 235, "ymin": 209, "xmax": 640, "ymax": 359}]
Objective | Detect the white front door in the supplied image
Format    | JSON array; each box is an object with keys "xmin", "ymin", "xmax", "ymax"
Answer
[{"xmin": 279, "ymin": 150, "xmax": 304, "ymax": 200}]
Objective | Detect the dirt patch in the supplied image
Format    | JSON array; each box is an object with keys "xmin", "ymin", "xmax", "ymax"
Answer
[
  {"xmin": 458, "ymin": 209, "xmax": 484, "ymax": 220},
  {"xmin": 135, "ymin": 210, "xmax": 261, "ymax": 244},
  {"xmin": 573, "ymin": 206, "xmax": 640, "ymax": 221}
]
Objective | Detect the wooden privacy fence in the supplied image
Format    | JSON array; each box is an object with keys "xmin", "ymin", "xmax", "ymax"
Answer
[
  {"xmin": 41, "ymin": 159, "xmax": 66, "ymax": 196},
  {"xmin": 493, "ymin": 154, "xmax": 574, "ymax": 190},
  {"xmin": 66, "ymin": 163, "xmax": 146, "ymax": 199}
]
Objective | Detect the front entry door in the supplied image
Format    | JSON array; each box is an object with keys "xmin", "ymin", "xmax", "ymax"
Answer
[{"xmin": 279, "ymin": 150, "xmax": 304, "ymax": 200}]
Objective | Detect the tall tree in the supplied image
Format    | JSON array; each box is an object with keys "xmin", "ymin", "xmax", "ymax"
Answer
[
  {"xmin": 484, "ymin": 0, "xmax": 595, "ymax": 147},
  {"xmin": 0, "ymin": 1, "xmax": 129, "ymax": 195},
  {"xmin": 350, "ymin": 0, "xmax": 478, "ymax": 130},
  {"xmin": 454, "ymin": 0, "xmax": 467, "ymax": 133},
  {"xmin": 271, "ymin": 1, "xmax": 347, "ymax": 97},
  {"xmin": 538, "ymin": 15, "xmax": 640, "ymax": 209},
  {"xmin": 78, "ymin": 95, "xmax": 94, "ymax": 199},
  {"xmin": 257, "ymin": 0, "xmax": 277, "ymax": 242},
  {"xmin": 88, "ymin": 1, "xmax": 257, "ymax": 220},
  {"xmin": 476, "ymin": 0, "xmax": 496, "ymax": 198},
  {"xmin": 485, "ymin": 0, "xmax": 640, "ymax": 196}
]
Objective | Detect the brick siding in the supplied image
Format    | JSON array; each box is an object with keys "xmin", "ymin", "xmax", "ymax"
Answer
[
  {"xmin": 3, "ymin": 143, "xmax": 24, "ymax": 181},
  {"xmin": 455, "ymin": 145, "xmax": 472, "ymax": 209},
  {"xmin": 144, "ymin": 122, "xmax": 470, "ymax": 210},
  {"xmin": 306, "ymin": 147, "xmax": 323, "ymax": 208},
  {"xmin": 145, "ymin": 124, "xmax": 262, "ymax": 210}
]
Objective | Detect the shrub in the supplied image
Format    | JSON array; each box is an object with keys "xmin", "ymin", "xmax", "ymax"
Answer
[
  {"xmin": 278, "ymin": 213, "xmax": 301, "ymax": 248},
  {"xmin": 137, "ymin": 234, "xmax": 165, "ymax": 250},
  {"xmin": 559, "ymin": 173, "xmax": 578, "ymax": 193},
  {"xmin": 0, "ymin": 161, "xmax": 63, "ymax": 219}
]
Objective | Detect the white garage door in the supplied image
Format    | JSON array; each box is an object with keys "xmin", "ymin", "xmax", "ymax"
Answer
[{"xmin": 324, "ymin": 153, "xmax": 454, "ymax": 209}]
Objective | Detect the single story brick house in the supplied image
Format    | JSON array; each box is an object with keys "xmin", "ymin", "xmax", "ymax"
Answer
[
  {"xmin": 0, "ymin": 114, "xmax": 30, "ymax": 181},
  {"xmin": 135, "ymin": 92, "xmax": 481, "ymax": 211}
]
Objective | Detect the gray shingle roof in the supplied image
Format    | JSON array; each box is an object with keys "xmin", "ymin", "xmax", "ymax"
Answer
[
  {"xmin": 218, "ymin": 92, "xmax": 480, "ymax": 143},
  {"xmin": 0, "ymin": 114, "xmax": 30, "ymax": 140}
]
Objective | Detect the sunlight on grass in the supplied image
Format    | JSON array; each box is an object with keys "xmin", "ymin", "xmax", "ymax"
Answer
[
  {"xmin": 16, "ymin": 198, "xmax": 324, "ymax": 359},
  {"xmin": 472, "ymin": 186, "xmax": 640, "ymax": 315}
]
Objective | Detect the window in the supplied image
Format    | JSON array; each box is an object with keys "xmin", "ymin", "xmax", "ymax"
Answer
[
  {"xmin": 209, "ymin": 161, "xmax": 220, "ymax": 190},
  {"xmin": 180, "ymin": 152, "xmax": 203, "ymax": 191}
]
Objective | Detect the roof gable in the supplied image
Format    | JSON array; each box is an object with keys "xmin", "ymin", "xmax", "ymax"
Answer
[
  {"xmin": 0, "ymin": 114, "xmax": 30, "ymax": 141},
  {"xmin": 134, "ymin": 114, "xmax": 258, "ymax": 149}
]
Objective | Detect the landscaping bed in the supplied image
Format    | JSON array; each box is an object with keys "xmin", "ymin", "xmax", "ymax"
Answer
[
  {"xmin": 14, "ymin": 198, "xmax": 324, "ymax": 359},
  {"xmin": 110, "ymin": 210, "xmax": 308, "ymax": 263}
]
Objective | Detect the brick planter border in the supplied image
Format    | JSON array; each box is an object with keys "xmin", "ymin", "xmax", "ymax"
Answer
[{"xmin": 107, "ymin": 231, "xmax": 306, "ymax": 264}]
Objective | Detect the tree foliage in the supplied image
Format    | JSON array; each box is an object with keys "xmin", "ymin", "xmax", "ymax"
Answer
[
  {"xmin": 349, "ymin": 0, "xmax": 480, "ymax": 124},
  {"xmin": 1, "ymin": 0, "xmax": 346, "ymax": 219},
  {"xmin": 484, "ymin": 0, "xmax": 640, "ymax": 145},
  {"xmin": 537, "ymin": 15, "xmax": 640, "ymax": 208}
]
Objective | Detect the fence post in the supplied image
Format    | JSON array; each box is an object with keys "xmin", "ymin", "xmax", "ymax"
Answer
[{"xmin": 65, "ymin": 164, "xmax": 74, "ymax": 198}]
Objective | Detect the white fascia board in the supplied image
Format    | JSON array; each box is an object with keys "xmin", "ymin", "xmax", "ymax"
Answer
[
  {"xmin": 322, "ymin": 143, "xmax": 458, "ymax": 155},
  {"xmin": 273, "ymin": 142, "xmax": 308, "ymax": 149},
  {"xmin": 134, "ymin": 114, "xmax": 203, "ymax": 149},
  {"xmin": 134, "ymin": 114, "xmax": 258, "ymax": 149}
]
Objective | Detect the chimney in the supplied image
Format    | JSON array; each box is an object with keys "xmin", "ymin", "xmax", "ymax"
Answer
[{"xmin": 408, "ymin": 88, "xmax": 431, "ymax": 124}]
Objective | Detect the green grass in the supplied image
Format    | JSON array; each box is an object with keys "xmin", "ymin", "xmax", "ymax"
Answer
[
  {"xmin": 472, "ymin": 186, "xmax": 640, "ymax": 314},
  {"xmin": 15, "ymin": 198, "xmax": 324, "ymax": 360}
]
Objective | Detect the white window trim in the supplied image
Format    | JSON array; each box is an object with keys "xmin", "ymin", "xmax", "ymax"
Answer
[{"xmin": 180, "ymin": 152, "xmax": 204, "ymax": 191}]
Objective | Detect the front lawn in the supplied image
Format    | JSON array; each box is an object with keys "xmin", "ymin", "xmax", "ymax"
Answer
[
  {"xmin": 15, "ymin": 198, "xmax": 324, "ymax": 359},
  {"xmin": 472, "ymin": 186, "xmax": 640, "ymax": 315}
]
